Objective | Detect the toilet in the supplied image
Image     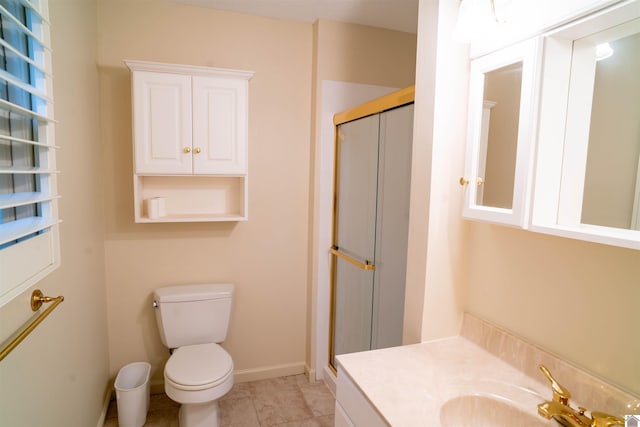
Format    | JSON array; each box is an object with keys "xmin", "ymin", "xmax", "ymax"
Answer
[{"xmin": 153, "ymin": 283, "xmax": 235, "ymax": 427}]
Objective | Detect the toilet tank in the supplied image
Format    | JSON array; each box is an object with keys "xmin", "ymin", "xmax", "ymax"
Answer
[{"xmin": 153, "ymin": 283, "xmax": 234, "ymax": 349}]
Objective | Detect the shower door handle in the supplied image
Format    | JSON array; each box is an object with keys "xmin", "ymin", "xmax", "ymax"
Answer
[{"xmin": 330, "ymin": 247, "xmax": 375, "ymax": 271}]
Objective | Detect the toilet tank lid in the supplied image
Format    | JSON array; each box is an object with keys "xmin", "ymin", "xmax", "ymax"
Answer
[{"xmin": 154, "ymin": 284, "xmax": 234, "ymax": 303}]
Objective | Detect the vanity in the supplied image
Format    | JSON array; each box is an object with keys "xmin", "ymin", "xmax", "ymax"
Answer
[
  {"xmin": 334, "ymin": 314, "xmax": 639, "ymax": 426},
  {"xmin": 335, "ymin": 339, "xmax": 554, "ymax": 427}
]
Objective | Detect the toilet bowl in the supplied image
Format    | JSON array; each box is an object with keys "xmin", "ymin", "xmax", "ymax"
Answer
[
  {"xmin": 164, "ymin": 344, "xmax": 234, "ymax": 426},
  {"xmin": 153, "ymin": 284, "xmax": 235, "ymax": 427}
]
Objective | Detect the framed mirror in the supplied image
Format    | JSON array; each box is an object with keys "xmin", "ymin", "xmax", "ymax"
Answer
[
  {"xmin": 461, "ymin": 37, "xmax": 541, "ymax": 228},
  {"xmin": 531, "ymin": 0, "xmax": 640, "ymax": 249}
]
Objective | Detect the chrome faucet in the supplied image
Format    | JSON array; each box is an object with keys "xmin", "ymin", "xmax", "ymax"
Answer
[{"xmin": 537, "ymin": 365, "xmax": 624, "ymax": 427}]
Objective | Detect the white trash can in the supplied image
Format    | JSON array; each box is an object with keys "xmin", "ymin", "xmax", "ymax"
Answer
[{"xmin": 114, "ymin": 362, "xmax": 151, "ymax": 427}]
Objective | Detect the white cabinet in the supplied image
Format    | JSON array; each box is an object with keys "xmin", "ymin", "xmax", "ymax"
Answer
[
  {"xmin": 334, "ymin": 402, "xmax": 355, "ymax": 427},
  {"xmin": 459, "ymin": 1, "xmax": 640, "ymax": 249},
  {"xmin": 335, "ymin": 366, "xmax": 388, "ymax": 427},
  {"xmin": 530, "ymin": 0, "xmax": 640, "ymax": 249},
  {"xmin": 132, "ymin": 70, "xmax": 193, "ymax": 174},
  {"xmin": 125, "ymin": 60, "xmax": 254, "ymax": 222},
  {"xmin": 460, "ymin": 38, "xmax": 541, "ymax": 228},
  {"xmin": 192, "ymin": 76, "xmax": 248, "ymax": 174}
]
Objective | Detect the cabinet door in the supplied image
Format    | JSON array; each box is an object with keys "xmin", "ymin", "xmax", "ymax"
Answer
[
  {"xmin": 336, "ymin": 366, "xmax": 387, "ymax": 427},
  {"xmin": 192, "ymin": 76, "xmax": 248, "ymax": 174},
  {"xmin": 133, "ymin": 71, "xmax": 192, "ymax": 174},
  {"xmin": 461, "ymin": 38, "xmax": 540, "ymax": 228}
]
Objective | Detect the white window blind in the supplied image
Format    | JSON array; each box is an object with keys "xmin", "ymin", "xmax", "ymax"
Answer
[{"xmin": 0, "ymin": 0, "xmax": 58, "ymax": 307}]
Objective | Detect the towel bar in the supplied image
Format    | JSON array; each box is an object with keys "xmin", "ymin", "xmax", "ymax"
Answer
[{"xmin": 0, "ymin": 289, "xmax": 64, "ymax": 362}]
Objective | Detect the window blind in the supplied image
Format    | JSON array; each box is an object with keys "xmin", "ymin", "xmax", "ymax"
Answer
[
  {"xmin": 0, "ymin": 0, "xmax": 58, "ymax": 308},
  {"xmin": 0, "ymin": 0, "xmax": 57, "ymax": 249}
]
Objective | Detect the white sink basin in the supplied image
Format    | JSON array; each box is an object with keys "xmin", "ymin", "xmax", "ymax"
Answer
[
  {"xmin": 438, "ymin": 379, "xmax": 556, "ymax": 427},
  {"xmin": 440, "ymin": 394, "xmax": 550, "ymax": 427}
]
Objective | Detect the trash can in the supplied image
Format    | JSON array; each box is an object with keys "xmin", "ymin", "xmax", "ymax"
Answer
[{"xmin": 114, "ymin": 362, "xmax": 151, "ymax": 427}]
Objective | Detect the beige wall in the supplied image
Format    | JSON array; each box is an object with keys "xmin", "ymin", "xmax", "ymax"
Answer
[
  {"xmin": 97, "ymin": 0, "xmax": 313, "ymax": 384},
  {"xmin": 0, "ymin": 1, "xmax": 110, "ymax": 426},
  {"xmin": 404, "ymin": 0, "xmax": 438, "ymax": 345},
  {"xmin": 405, "ymin": 0, "xmax": 469, "ymax": 344},
  {"xmin": 465, "ymin": 224, "xmax": 640, "ymax": 395},
  {"xmin": 313, "ymin": 19, "xmax": 417, "ymax": 86}
]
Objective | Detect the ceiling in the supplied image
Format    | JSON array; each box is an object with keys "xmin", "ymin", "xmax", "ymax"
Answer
[{"xmin": 165, "ymin": 0, "xmax": 419, "ymax": 33}]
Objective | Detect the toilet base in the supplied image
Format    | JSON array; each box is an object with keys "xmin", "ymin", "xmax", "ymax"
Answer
[{"xmin": 179, "ymin": 400, "xmax": 219, "ymax": 427}]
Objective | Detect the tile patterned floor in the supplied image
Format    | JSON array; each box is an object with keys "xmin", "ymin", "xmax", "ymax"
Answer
[{"xmin": 104, "ymin": 374, "xmax": 335, "ymax": 427}]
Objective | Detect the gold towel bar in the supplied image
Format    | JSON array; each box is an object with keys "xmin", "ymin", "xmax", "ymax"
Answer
[
  {"xmin": 0, "ymin": 289, "xmax": 64, "ymax": 362},
  {"xmin": 330, "ymin": 247, "xmax": 376, "ymax": 271}
]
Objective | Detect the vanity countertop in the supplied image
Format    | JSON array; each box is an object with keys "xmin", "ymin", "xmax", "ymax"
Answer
[{"xmin": 336, "ymin": 336, "xmax": 554, "ymax": 427}]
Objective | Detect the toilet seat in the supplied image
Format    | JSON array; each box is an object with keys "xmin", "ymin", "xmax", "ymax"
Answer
[{"xmin": 165, "ymin": 343, "xmax": 233, "ymax": 391}]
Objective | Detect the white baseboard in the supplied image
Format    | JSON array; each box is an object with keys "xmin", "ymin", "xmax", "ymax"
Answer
[
  {"xmin": 96, "ymin": 384, "xmax": 113, "ymax": 427},
  {"xmin": 305, "ymin": 364, "xmax": 316, "ymax": 384},
  {"xmin": 233, "ymin": 362, "xmax": 306, "ymax": 383},
  {"xmin": 322, "ymin": 365, "xmax": 337, "ymax": 396}
]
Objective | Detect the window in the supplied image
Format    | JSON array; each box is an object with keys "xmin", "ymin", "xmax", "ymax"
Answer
[{"xmin": 0, "ymin": 0, "xmax": 58, "ymax": 307}]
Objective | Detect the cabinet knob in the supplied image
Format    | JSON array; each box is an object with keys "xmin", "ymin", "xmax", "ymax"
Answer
[
  {"xmin": 477, "ymin": 177, "xmax": 484, "ymax": 186},
  {"xmin": 459, "ymin": 177, "xmax": 469, "ymax": 186},
  {"xmin": 183, "ymin": 147, "xmax": 191, "ymax": 154},
  {"xmin": 194, "ymin": 147, "xmax": 201, "ymax": 154}
]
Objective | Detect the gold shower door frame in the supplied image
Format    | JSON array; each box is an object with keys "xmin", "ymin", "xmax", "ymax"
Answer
[{"xmin": 329, "ymin": 86, "xmax": 415, "ymax": 372}]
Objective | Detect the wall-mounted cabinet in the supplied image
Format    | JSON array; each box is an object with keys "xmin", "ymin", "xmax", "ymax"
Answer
[
  {"xmin": 460, "ymin": 0, "xmax": 640, "ymax": 250},
  {"xmin": 125, "ymin": 60, "xmax": 254, "ymax": 222},
  {"xmin": 460, "ymin": 38, "xmax": 541, "ymax": 228},
  {"xmin": 531, "ymin": 0, "xmax": 640, "ymax": 249}
]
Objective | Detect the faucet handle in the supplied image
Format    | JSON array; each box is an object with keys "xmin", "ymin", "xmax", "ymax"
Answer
[
  {"xmin": 590, "ymin": 412, "xmax": 624, "ymax": 427},
  {"xmin": 539, "ymin": 365, "xmax": 572, "ymax": 405}
]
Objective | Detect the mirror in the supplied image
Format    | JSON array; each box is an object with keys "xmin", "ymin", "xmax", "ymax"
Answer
[
  {"xmin": 478, "ymin": 61, "xmax": 522, "ymax": 209},
  {"xmin": 580, "ymin": 29, "xmax": 640, "ymax": 230},
  {"xmin": 461, "ymin": 38, "xmax": 539, "ymax": 228},
  {"xmin": 531, "ymin": 0, "xmax": 640, "ymax": 249}
]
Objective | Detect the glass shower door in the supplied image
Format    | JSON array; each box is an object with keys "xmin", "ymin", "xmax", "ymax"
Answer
[{"xmin": 330, "ymin": 114, "xmax": 380, "ymax": 368}]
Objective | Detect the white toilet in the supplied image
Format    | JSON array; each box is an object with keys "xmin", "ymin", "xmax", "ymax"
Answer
[{"xmin": 153, "ymin": 283, "xmax": 235, "ymax": 427}]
